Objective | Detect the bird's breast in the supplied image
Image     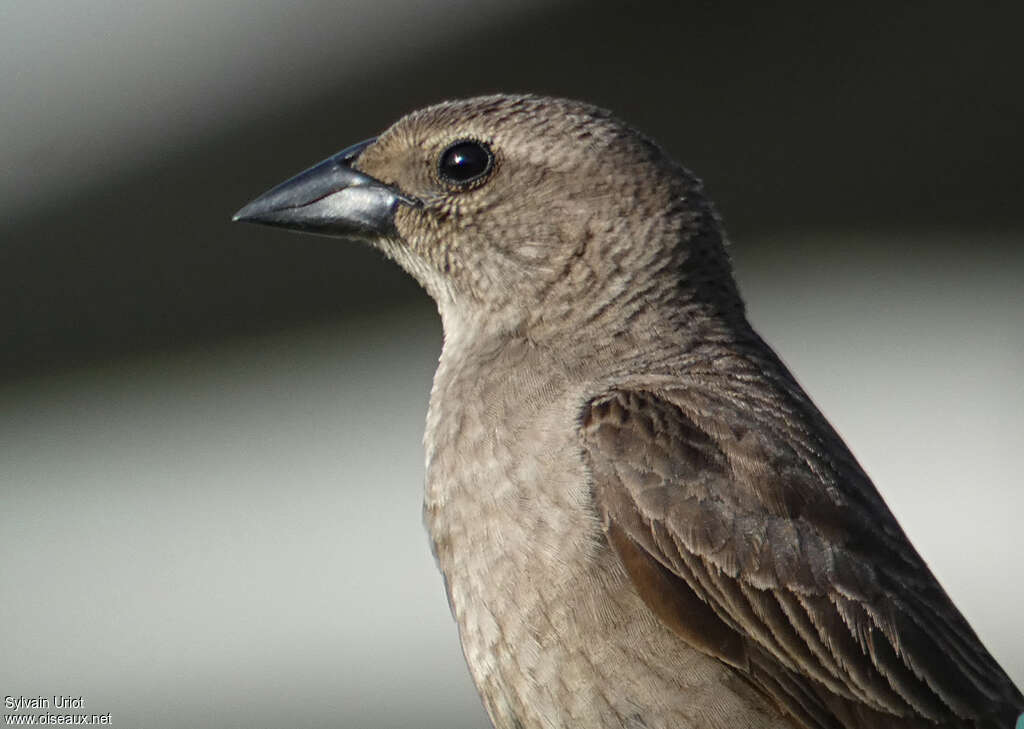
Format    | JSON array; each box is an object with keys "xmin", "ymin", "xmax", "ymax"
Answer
[
  {"xmin": 422, "ymin": 341, "xmax": 623, "ymax": 724},
  {"xmin": 422, "ymin": 345, "xmax": 604, "ymax": 627}
]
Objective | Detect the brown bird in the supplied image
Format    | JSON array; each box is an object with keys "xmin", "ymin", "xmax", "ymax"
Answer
[{"xmin": 234, "ymin": 95, "xmax": 1023, "ymax": 729}]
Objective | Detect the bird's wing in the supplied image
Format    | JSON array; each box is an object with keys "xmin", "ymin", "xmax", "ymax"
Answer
[{"xmin": 579, "ymin": 379, "xmax": 1021, "ymax": 729}]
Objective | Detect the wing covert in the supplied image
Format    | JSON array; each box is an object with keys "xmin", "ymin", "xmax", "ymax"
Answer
[{"xmin": 580, "ymin": 384, "xmax": 1021, "ymax": 729}]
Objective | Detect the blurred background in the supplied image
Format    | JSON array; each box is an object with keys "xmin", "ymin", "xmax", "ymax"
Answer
[{"xmin": 2, "ymin": 1, "xmax": 1021, "ymax": 727}]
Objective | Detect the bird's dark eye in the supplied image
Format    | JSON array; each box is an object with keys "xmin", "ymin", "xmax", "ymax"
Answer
[{"xmin": 438, "ymin": 140, "xmax": 493, "ymax": 187}]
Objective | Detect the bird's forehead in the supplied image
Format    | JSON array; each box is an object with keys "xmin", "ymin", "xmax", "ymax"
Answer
[{"xmin": 382, "ymin": 95, "xmax": 624, "ymax": 153}]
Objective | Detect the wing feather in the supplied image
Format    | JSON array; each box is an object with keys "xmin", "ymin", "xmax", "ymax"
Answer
[{"xmin": 581, "ymin": 383, "xmax": 1022, "ymax": 729}]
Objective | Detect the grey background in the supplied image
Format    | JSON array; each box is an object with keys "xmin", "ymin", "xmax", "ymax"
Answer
[{"xmin": 2, "ymin": 2, "xmax": 1021, "ymax": 727}]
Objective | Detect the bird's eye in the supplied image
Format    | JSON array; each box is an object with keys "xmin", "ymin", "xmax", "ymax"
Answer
[{"xmin": 438, "ymin": 140, "xmax": 493, "ymax": 187}]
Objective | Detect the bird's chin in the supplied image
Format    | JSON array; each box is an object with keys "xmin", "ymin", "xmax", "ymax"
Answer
[{"xmin": 373, "ymin": 238, "xmax": 457, "ymax": 305}]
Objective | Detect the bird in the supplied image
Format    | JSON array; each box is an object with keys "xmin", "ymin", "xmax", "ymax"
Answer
[{"xmin": 233, "ymin": 94, "xmax": 1023, "ymax": 729}]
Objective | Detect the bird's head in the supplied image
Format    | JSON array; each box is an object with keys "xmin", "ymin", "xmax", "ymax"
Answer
[{"xmin": 235, "ymin": 95, "xmax": 740, "ymax": 342}]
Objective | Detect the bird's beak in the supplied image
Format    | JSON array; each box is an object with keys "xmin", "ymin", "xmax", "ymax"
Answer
[{"xmin": 232, "ymin": 138, "xmax": 419, "ymax": 238}]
